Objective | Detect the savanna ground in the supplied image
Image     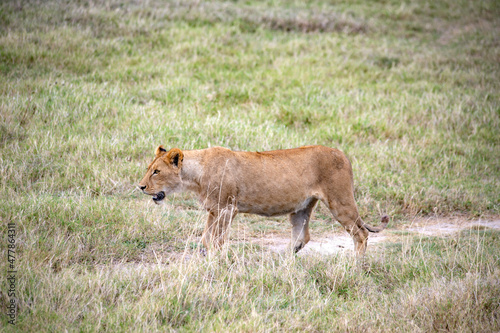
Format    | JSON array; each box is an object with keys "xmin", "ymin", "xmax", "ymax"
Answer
[{"xmin": 1, "ymin": 0, "xmax": 499, "ymax": 331}]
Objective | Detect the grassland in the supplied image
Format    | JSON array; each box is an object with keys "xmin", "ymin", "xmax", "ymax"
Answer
[{"xmin": 1, "ymin": 0, "xmax": 499, "ymax": 331}]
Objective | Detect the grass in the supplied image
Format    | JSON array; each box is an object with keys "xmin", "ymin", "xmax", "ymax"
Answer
[{"xmin": 1, "ymin": 0, "xmax": 499, "ymax": 331}]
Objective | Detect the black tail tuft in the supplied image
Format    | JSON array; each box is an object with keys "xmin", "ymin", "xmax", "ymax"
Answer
[{"xmin": 362, "ymin": 215, "xmax": 389, "ymax": 233}]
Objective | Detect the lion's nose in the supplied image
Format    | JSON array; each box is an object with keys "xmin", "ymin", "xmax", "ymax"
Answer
[{"xmin": 139, "ymin": 185, "xmax": 146, "ymax": 191}]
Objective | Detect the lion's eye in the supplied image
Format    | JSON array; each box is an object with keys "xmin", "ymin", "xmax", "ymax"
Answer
[{"xmin": 153, "ymin": 169, "xmax": 160, "ymax": 175}]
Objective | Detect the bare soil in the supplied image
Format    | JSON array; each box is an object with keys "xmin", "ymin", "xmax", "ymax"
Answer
[
  {"xmin": 251, "ymin": 216, "xmax": 500, "ymax": 256},
  {"xmin": 101, "ymin": 216, "xmax": 500, "ymax": 272}
]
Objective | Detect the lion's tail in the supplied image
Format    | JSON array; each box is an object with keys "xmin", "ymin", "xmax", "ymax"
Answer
[{"xmin": 358, "ymin": 215, "xmax": 389, "ymax": 233}]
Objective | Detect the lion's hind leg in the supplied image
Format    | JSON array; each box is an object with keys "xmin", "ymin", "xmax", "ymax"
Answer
[
  {"xmin": 324, "ymin": 198, "xmax": 368, "ymax": 256},
  {"xmin": 289, "ymin": 198, "xmax": 318, "ymax": 253}
]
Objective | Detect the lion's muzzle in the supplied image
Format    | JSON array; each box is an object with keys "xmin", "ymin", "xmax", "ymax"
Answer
[{"xmin": 152, "ymin": 191, "xmax": 165, "ymax": 204}]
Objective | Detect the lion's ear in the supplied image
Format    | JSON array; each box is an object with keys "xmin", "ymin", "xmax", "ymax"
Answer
[
  {"xmin": 155, "ymin": 145, "xmax": 167, "ymax": 157},
  {"xmin": 164, "ymin": 148, "xmax": 184, "ymax": 168}
]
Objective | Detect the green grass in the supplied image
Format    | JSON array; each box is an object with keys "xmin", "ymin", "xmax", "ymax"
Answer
[{"xmin": 1, "ymin": 0, "xmax": 499, "ymax": 331}]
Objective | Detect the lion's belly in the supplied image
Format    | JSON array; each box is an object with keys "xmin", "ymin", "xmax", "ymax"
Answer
[{"xmin": 237, "ymin": 197, "xmax": 316, "ymax": 217}]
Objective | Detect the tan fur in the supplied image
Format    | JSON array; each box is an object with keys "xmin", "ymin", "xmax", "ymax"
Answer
[{"xmin": 138, "ymin": 145, "xmax": 389, "ymax": 256}]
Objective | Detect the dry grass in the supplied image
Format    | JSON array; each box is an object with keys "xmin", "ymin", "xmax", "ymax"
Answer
[{"xmin": 1, "ymin": 0, "xmax": 499, "ymax": 331}]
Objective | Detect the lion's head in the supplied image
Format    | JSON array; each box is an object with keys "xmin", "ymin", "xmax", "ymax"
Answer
[{"xmin": 138, "ymin": 146, "xmax": 184, "ymax": 204}]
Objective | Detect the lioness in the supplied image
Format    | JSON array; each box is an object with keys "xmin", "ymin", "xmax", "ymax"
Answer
[{"xmin": 138, "ymin": 145, "xmax": 388, "ymax": 256}]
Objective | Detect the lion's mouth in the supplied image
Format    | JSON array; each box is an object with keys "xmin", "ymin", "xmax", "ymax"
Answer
[{"xmin": 152, "ymin": 191, "xmax": 165, "ymax": 203}]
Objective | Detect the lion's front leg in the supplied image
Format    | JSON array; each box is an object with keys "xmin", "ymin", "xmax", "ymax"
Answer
[{"xmin": 201, "ymin": 205, "xmax": 238, "ymax": 250}]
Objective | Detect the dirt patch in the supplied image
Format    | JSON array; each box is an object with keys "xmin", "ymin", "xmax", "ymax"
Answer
[
  {"xmin": 100, "ymin": 217, "xmax": 500, "ymax": 274},
  {"xmin": 406, "ymin": 217, "xmax": 500, "ymax": 236},
  {"xmin": 109, "ymin": 217, "xmax": 500, "ymax": 268},
  {"xmin": 251, "ymin": 217, "xmax": 500, "ymax": 256},
  {"xmin": 251, "ymin": 232, "xmax": 387, "ymax": 256}
]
